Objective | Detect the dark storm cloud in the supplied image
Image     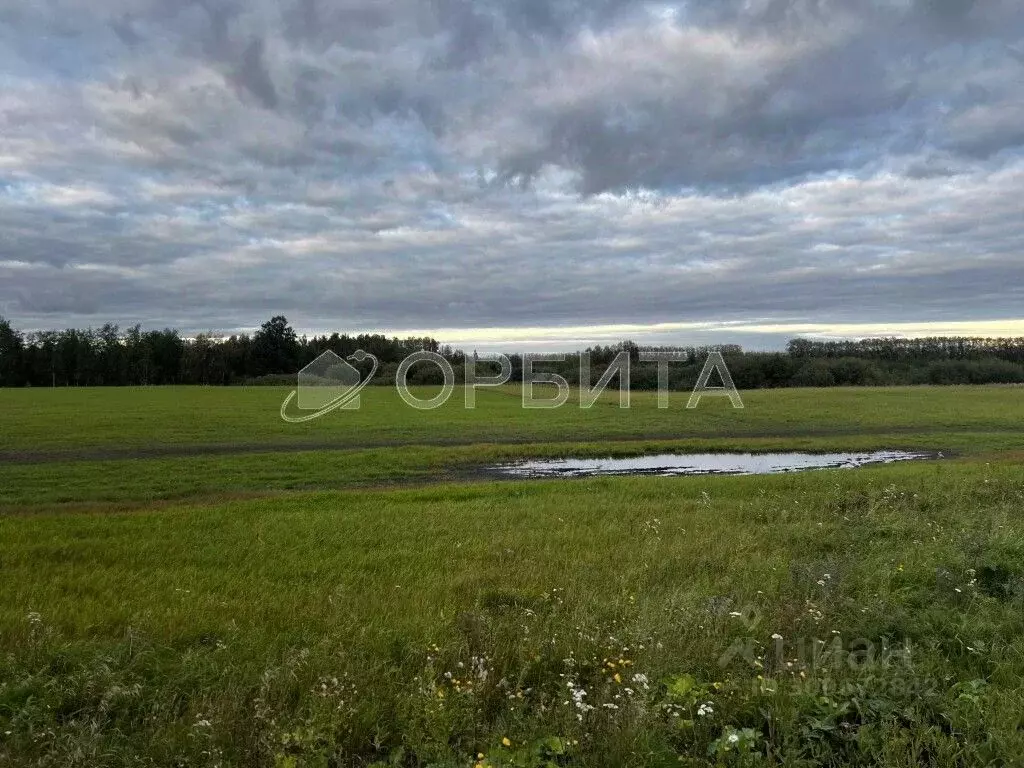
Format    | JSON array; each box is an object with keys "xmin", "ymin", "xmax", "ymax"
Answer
[{"xmin": 0, "ymin": 0, "xmax": 1022, "ymax": 341}]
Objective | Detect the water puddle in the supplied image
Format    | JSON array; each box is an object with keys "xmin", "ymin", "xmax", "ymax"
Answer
[{"xmin": 496, "ymin": 450, "xmax": 935, "ymax": 479}]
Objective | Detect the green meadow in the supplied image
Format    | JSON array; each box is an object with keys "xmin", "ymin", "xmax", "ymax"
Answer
[
  {"xmin": 1, "ymin": 385, "xmax": 1023, "ymax": 766},
  {"xmin": 2, "ymin": 384, "xmax": 1020, "ymax": 452}
]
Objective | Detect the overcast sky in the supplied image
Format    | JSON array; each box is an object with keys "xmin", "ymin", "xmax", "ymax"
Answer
[{"xmin": 1, "ymin": 0, "xmax": 1022, "ymax": 350}]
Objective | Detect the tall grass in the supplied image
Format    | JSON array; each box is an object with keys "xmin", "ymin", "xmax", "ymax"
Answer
[{"xmin": 3, "ymin": 463, "xmax": 1024, "ymax": 765}]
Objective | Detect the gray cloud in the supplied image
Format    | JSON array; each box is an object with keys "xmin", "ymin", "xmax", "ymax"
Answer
[
  {"xmin": 0, "ymin": 0, "xmax": 1022, "ymax": 343},
  {"xmin": 232, "ymin": 37, "xmax": 279, "ymax": 109}
]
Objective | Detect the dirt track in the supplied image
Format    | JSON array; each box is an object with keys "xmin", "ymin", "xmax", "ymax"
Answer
[{"xmin": 0, "ymin": 423, "xmax": 988, "ymax": 465}]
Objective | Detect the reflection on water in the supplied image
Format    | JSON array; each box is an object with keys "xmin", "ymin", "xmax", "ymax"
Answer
[{"xmin": 497, "ymin": 451, "xmax": 935, "ymax": 478}]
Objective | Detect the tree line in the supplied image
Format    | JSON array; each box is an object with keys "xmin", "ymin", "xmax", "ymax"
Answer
[
  {"xmin": 0, "ymin": 315, "xmax": 451, "ymax": 388},
  {"xmin": 2, "ymin": 314, "xmax": 1024, "ymax": 388}
]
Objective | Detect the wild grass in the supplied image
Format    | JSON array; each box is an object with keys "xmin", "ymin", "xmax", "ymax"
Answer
[
  {"xmin": 2, "ymin": 384, "xmax": 1022, "ymax": 453},
  {"xmin": 1, "ymin": 386, "xmax": 1023, "ymax": 765},
  {"xmin": 3, "ymin": 463, "xmax": 1024, "ymax": 765},
  {"xmin": 0, "ymin": 432, "xmax": 1011, "ymax": 509}
]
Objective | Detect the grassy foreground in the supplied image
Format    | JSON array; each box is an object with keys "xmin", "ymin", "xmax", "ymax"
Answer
[{"xmin": 1, "ymin": 386, "xmax": 1023, "ymax": 766}]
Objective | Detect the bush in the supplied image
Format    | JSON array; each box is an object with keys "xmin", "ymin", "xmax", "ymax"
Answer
[
  {"xmin": 790, "ymin": 360, "xmax": 837, "ymax": 388},
  {"xmin": 827, "ymin": 358, "xmax": 886, "ymax": 386},
  {"xmin": 928, "ymin": 358, "xmax": 1024, "ymax": 385}
]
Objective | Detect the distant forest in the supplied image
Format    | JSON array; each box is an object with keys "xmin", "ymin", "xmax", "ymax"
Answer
[{"xmin": 2, "ymin": 314, "xmax": 1024, "ymax": 389}]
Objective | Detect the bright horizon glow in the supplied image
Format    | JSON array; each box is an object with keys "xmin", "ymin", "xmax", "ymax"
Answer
[{"xmin": 288, "ymin": 318, "xmax": 1024, "ymax": 352}]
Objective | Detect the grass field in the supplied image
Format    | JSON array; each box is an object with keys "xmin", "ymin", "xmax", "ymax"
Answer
[
  {"xmin": 1, "ymin": 385, "xmax": 1023, "ymax": 766},
  {"xmin": 3, "ymin": 384, "xmax": 1022, "ymax": 453}
]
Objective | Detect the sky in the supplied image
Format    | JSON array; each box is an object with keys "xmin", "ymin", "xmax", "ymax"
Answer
[{"xmin": 1, "ymin": 0, "xmax": 1022, "ymax": 351}]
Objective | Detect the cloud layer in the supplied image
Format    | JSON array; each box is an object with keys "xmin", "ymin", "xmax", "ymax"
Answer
[{"xmin": 1, "ymin": 0, "xmax": 1022, "ymax": 345}]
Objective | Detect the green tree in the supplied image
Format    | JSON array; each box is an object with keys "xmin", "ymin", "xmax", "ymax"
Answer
[
  {"xmin": 143, "ymin": 329, "xmax": 184, "ymax": 384},
  {"xmin": 0, "ymin": 316, "xmax": 24, "ymax": 387},
  {"xmin": 253, "ymin": 316, "xmax": 299, "ymax": 376}
]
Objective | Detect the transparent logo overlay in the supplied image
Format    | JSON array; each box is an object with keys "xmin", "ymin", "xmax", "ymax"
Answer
[{"xmin": 281, "ymin": 348, "xmax": 742, "ymax": 422}]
